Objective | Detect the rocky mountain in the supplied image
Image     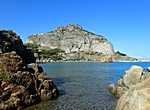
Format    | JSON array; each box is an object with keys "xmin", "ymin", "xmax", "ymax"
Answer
[{"xmin": 26, "ymin": 24, "xmax": 115, "ymax": 55}]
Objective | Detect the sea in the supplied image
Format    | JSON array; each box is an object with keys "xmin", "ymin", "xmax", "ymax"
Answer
[{"xmin": 26, "ymin": 62, "xmax": 150, "ymax": 110}]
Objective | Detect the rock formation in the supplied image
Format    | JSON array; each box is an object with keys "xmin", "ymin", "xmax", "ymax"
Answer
[
  {"xmin": 0, "ymin": 30, "xmax": 35, "ymax": 64},
  {"xmin": 115, "ymin": 88, "xmax": 150, "ymax": 110},
  {"xmin": 26, "ymin": 24, "xmax": 115, "ymax": 55},
  {"xmin": 108, "ymin": 65, "xmax": 150, "ymax": 109},
  {"xmin": 0, "ymin": 51, "xmax": 26, "ymax": 73},
  {"xmin": 0, "ymin": 30, "xmax": 59, "ymax": 109}
]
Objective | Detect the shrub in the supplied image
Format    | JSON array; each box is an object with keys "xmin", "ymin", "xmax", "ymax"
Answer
[
  {"xmin": 24, "ymin": 43, "xmax": 38, "ymax": 52},
  {"xmin": 41, "ymin": 49, "xmax": 64, "ymax": 58},
  {"xmin": 116, "ymin": 51, "xmax": 127, "ymax": 56},
  {"xmin": 0, "ymin": 71, "xmax": 12, "ymax": 81},
  {"xmin": 51, "ymin": 55, "xmax": 63, "ymax": 61}
]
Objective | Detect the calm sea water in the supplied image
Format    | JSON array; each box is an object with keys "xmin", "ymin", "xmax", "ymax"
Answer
[{"xmin": 26, "ymin": 62, "xmax": 150, "ymax": 110}]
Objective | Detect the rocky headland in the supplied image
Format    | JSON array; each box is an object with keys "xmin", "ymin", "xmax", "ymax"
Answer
[
  {"xmin": 26, "ymin": 24, "xmax": 137, "ymax": 62},
  {"xmin": 0, "ymin": 30, "xmax": 59, "ymax": 109},
  {"xmin": 108, "ymin": 65, "xmax": 150, "ymax": 109}
]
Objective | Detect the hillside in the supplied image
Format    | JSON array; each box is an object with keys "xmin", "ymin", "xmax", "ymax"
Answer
[
  {"xmin": 26, "ymin": 24, "xmax": 115, "ymax": 55},
  {"xmin": 26, "ymin": 24, "xmax": 137, "ymax": 62}
]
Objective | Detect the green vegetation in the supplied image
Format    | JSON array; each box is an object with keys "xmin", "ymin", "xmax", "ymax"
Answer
[
  {"xmin": 116, "ymin": 51, "xmax": 127, "ymax": 56},
  {"xmin": 0, "ymin": 71, "xmax": 12, "ymax": 81},
  {"xmin": 41, "ymin": 49, "xmax": 64, "ymax": 57},
  {"xmin": 40, "ymin": 49, "xmax": 64, "ymax": 61},
  {"xmin": 51, "ymin": 55, "xmax": 63, "ymax": 61},
  {"xmin": 23, "ymin": 43, "xmax": 65, "ymax": 61},
  {"xmin": 24, "ymin": 43, "xmax": 38, "ymax": 52}
]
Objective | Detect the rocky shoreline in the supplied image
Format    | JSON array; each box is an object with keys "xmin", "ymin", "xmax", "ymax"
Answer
[
  {"xmin": 0, "ymin": 52, "xmax": 59, "ymax": 110},
  {"xmin": 108, "ymin": 65, "xmax": 150, "ymax": 109},
  {"xmin": 0, "ymin": 30, "xmax": 59, "ymax": 109}
]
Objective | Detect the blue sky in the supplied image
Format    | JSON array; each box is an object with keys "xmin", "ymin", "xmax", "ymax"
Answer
[{"xmin": 1, "ymin": 0, "xmax": 150, "ymax": 59}]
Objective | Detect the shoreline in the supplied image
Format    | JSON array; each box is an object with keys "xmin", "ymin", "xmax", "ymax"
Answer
[{"xmin": 37, "ymin": 60, "xmax": 146, "ymax": 64}]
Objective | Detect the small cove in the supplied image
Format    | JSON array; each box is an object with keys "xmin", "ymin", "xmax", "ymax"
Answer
[{"xmin": 26, "ymin": 62, "xmax": 150, "ymax": 110}]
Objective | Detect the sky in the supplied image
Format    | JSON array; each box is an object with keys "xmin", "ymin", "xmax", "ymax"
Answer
[{"xmin": 1, "ymin": 0, "xmax": 150, "ymax": 59}]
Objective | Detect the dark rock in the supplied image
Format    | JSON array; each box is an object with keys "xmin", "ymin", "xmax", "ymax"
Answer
[
  {"xmin": 147, "ymin": 67, "xmax": 150, "ymax": 72},
  {"xmin": 0, "ymin": 52, "xmax": 26, "ymax": 73},
  {"xmin": 0, "ymin": 52, "xmax": 59, "ymax": 109},
  {"xmin": 42, "ymin": 80, "xmax": 53, "ymax": 90},
  {"xmin": 32, "ymin": 65, "xmax": 43, "ymax": 73},
  {"xmin": 0, "ymin": 30, "xmax": 59, "ymax": 109},
  {"xmin": 40, "ymin": 89, "xmax": 53, "ymax": 101},
  {"xmin": 0, "ymin": 30, "xmax": 36, "ymax": 64}
]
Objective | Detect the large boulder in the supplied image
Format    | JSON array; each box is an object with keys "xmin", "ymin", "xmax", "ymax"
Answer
[
  {"xmin": 0, "ymin": 65, "xmax": 59, "ymax": 109},
  {"xmin": 122, "ymin": 65, "xmax": 143, "ymax": 87},
  {"xmin": 0, "ymin": 51, "xmax": 26, "ymax": 73},
  {"xmin": 108, "ymin": 65, "xmax": 150, "ymax": 110},
  {"xmin": 0, "ymin": 52, "xmax": 59, "ymax": 109},
  {"xmin": 108, "ymin": 65, "xmax": 149, "ymax": 98},
  {"xmin": 116, "ymin": 88, "xmax": 150, "ymax": 110}
]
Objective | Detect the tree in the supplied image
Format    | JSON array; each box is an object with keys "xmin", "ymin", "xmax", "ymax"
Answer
[{"xmin": 116, "ymin": 51, "xmax": 127, "ymax": 56}]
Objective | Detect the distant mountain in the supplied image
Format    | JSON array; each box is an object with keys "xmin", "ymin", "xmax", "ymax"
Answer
[
  {"xmin": 26, "ymin": 24, "xmax": 115, "ymax": 55},
  {"xmin": 26, "ymin": 24, "xmax": 137, "ymax": 62}
]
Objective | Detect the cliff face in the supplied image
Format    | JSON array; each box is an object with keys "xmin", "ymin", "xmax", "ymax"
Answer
[{"xmin": 26, "ymin": 24, "xmax": 115, "ymax": 55}]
